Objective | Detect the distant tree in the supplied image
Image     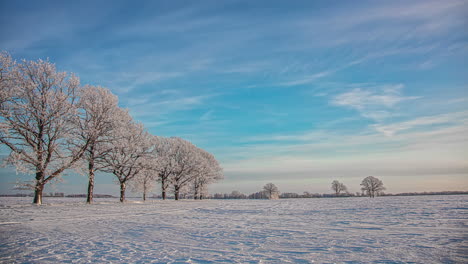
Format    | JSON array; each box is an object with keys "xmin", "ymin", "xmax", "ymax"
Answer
[
  {"xmin": 360, "ymin": 176, "xmax": 385, "ymax": 198},
  {"xmin": 263, "ymin": 183, "xmax": 280, "ymax": 199},
  {"xmin": 331, "ymin": 180, "xmax": 347, "ymax": 196},
  {"xmin": 230, "ymin": 191, "xmax": 243, "ymax": 199},
  {"xmin": 248, "ymin": 191, "xmax": 268, "ymax": 199},
  {"xmin": 280, "ymin": 192, "xmax": 301, "ymax": 198}
]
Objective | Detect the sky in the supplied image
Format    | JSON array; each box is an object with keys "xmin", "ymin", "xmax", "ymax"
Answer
[{"xmin": 0, "ymin": 0, "xmax": 467, "ymax": 196}]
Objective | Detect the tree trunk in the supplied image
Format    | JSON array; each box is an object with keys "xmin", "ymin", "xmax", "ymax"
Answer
[
  {"xmin": 33, "ymin": 172, "xmax": 44, "ymax": 205},
  {"xmin": 86, "ymin": 147, "xmax": 95, "ymax": 204},
  {"xmin": 33, "ymin": 182, "xmax": 44, "ymax": 205},
  {"xmin": 161, "ymin": 178, "xmax": 166, "ymax": 200},
  {"xmin": 86, "ymin": 159, "xmax": 95, "ymax": 204},
  {"xmin": 194, "ymin": 186, "xmax": 198, "ymax": 200},
  {"xmin": 143, "ymin": 180, "xmax": 146, "ymax": 202},
  {"xmin": 174, "ymin": 186, "xmax": 179, "ymax": 201},
  {"xmin": 120, "ymin": 182, "xmax": 126, "ymax": 202}
]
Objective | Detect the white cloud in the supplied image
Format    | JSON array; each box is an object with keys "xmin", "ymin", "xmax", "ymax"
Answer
[
  {"xmin": 219, "ymin": 120, "xmax": 468, "ymax": 184},
  {"xmin": 331, "ymin": 84, "xmax": 419, "ymax": 121},
  {"xmin": 372, "ymin": 111, "xmax": 468, "ymax": 136}
]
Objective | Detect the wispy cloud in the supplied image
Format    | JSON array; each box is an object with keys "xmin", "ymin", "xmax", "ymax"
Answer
[
  {"xmin": 220, "ymin": 114, "xmax": 468, "ymax": 178},
  {"xmin": 129, "ymin": 94, "xmax": 216, "ymax": 118},
  {"xmin": 200, "ymin": 110, "xmax": 214, "ymax": 121},
  {"xmin": 278, "ymin": 71, "xmax": 332, "ymax": 86},
  {"xmin": 372, "ymin": 111, "xmax": 468, "ymax": 137},
  {"xmin": 331, "ymin": 84, "xmax": 419, "ymax": 121}
]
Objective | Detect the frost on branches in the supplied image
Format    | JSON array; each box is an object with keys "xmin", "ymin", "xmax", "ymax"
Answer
[
  {"xmin": 151, "ymin": 136, "xmax": 175, "ymax": 200},
  {"xmin": 0, "ymin": 52, "xmax": 16, "ymax": 107},
  {"xmin": 0, "ymin": 51, "xmax": 224, "ymax": 204},
  {"xmin": 0, "ymin": 55, "xmax": 89, "ymax": 205},
  {"xmin": 99, "ymin": 111, "xmax": 153, "ymax": 202},
  {"xmin": 141, "ymin": 136, "xmax": 223, "ymax": 201},
  {"xmin": 191, "ymin": 148, "xmax": 223, "ymax": 200},
  {"xmin": 76, "ymin": 85, "xmax": 120, "ymax": 204}
]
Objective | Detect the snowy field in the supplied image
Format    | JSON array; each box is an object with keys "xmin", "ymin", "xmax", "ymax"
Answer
[{"xmin": 0, "ymin": 195, "xmax": 467, "ymax": 263}]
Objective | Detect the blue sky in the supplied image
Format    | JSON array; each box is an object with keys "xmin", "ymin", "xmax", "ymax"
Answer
[{"xmin": 1, "ymin": 0, "xmax": 467, "ymax": 195}]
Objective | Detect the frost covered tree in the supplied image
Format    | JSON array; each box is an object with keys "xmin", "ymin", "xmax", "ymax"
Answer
[
  {"xmin": 151, "ymin": 136, "xmax": 222, "ymax": 200},
  {"xmin": 151, "ymin": 136, "xmax": 175, "ymax": 200},
  {"xmin": 0, "ymin": 55, "xmax": 89, "ymax": 205},
  {"xmin": 168, "ymin": 137, "xmax": 199, "ymax": 200},
  {"xmin": 331, "ymin": 180, "xmax": 347, "ymax": 196},
  {"xmin": 76, "ymin": 85, "xmax": 120, "ymax": 204},
  {"xmin": 99, "ymin": 112, "xmax": 153, "ymax": 202},
  {"xmin": 0, "ymin": 52, "xmax": 16, "ymax": 107},
  {"xmin": 360, "ymin": 176, "xmax": 385, "ymax": 198},
  {"xmin": 263, "ymin": 183, "xmax": 280, "ymax": 199},
  {"xmin": 192, "ymin": 148, "xmax": 223, "ymax": 200},
  {"xmin": 129, "ymin": 166, "xmax": 157, "ymax": 201}
]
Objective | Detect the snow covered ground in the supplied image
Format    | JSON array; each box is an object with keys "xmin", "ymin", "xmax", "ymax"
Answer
[{"xmin": 0, "ymin": 195, "xmax": 467, "ymax": 263}]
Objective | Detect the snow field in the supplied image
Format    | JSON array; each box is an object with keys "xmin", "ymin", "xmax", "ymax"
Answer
[{"xmin": 0, "ymin": 195, "xmax": 467, "ymax": 263}]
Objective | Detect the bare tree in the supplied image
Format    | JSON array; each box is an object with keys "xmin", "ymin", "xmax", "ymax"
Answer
[
  {"xmin": 99, "ymin": 112, "xmax": 153, "ymax": 202},
  {"xmin": 0, "ymin": 56, "xmax": 89, "ymax": 204},
  {"xmin": 76, "ymin": 85, "xmax": 120, "ymax": 204},
  {"xmin": 360, "ymin": 176, "xmax": 385, "ymax": 198},
  {"xmin": 263, "ymin": 183, "xmax": 280, "ymax": 199},
  {"xmin": 331, "ymin": 180, "xmax": 347, "ymax": 196}
]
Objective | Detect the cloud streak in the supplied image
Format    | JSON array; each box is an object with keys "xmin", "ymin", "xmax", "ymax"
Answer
[{"xmin": 331, "ymin": 84, "xmax": 420, "ymax": 121}]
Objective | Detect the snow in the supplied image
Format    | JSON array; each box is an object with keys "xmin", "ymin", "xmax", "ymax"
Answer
[{"xmin": 0, "ymin": 195, "xmax": 467, "ymax": 263}]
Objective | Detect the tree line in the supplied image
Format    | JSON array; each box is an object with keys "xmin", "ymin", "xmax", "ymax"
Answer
[
  {"xmin": 213, "ymin": 177, "xmax": 386, "ymax": 199},
  {"xmin": 0, "ymin": 51, "xmax": 223, "ymax": 205}
]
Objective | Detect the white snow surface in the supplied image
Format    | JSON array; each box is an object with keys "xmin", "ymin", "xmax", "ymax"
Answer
[{"xmin": 0, "ymin": 195, "xmax": 467, "ymax": 263}]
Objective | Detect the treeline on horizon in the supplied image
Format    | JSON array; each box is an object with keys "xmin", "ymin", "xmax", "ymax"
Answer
[
  {"xmin": 210, "ymin": 190, "xmax": 468, "ymax": 199},
  {"xmin": 2, "ymin": 191, "xmax": 467, "ymax": 199}
]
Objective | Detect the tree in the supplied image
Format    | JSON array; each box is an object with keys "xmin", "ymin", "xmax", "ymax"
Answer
[
  {"xmin": 331, "ymin": 180, "xmax": 347, "ymax": 196},
  {"xmin": 263, "ymin": 183, "xmax": 280, "ymax": 199},
  {"xmin": 76, "ymin": 85, "xmax": 120, "ymax": 204},
  {"xmin": 192, "ymin": 148, "xmax": 223, "ymax": 200},
  {"xmin": 152, "ymin": 136, "xmax": 175, "ymax": 200},
  {"xmin": 168, "ymin": 137, "xmax": 198, "ymax": 200},
  {"xmin": 360, "ymin": 176, "xmax": 385, "ymax": 198},
  {"xmin": 129, "ymin": 166, "xmax": 156, "ymax": 201},
  {"xmin": 0, "ymin": 56, "xmax": 89, "ymax": 205},
  {"xmin": 99, "ymin": 112, "xmax": 153, "ymax": 202}
]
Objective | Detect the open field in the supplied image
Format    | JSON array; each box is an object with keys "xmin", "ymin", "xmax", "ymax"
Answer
[{"xmin": 0, "ymin": 195, "xmax": 467, "ymax": 263}]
